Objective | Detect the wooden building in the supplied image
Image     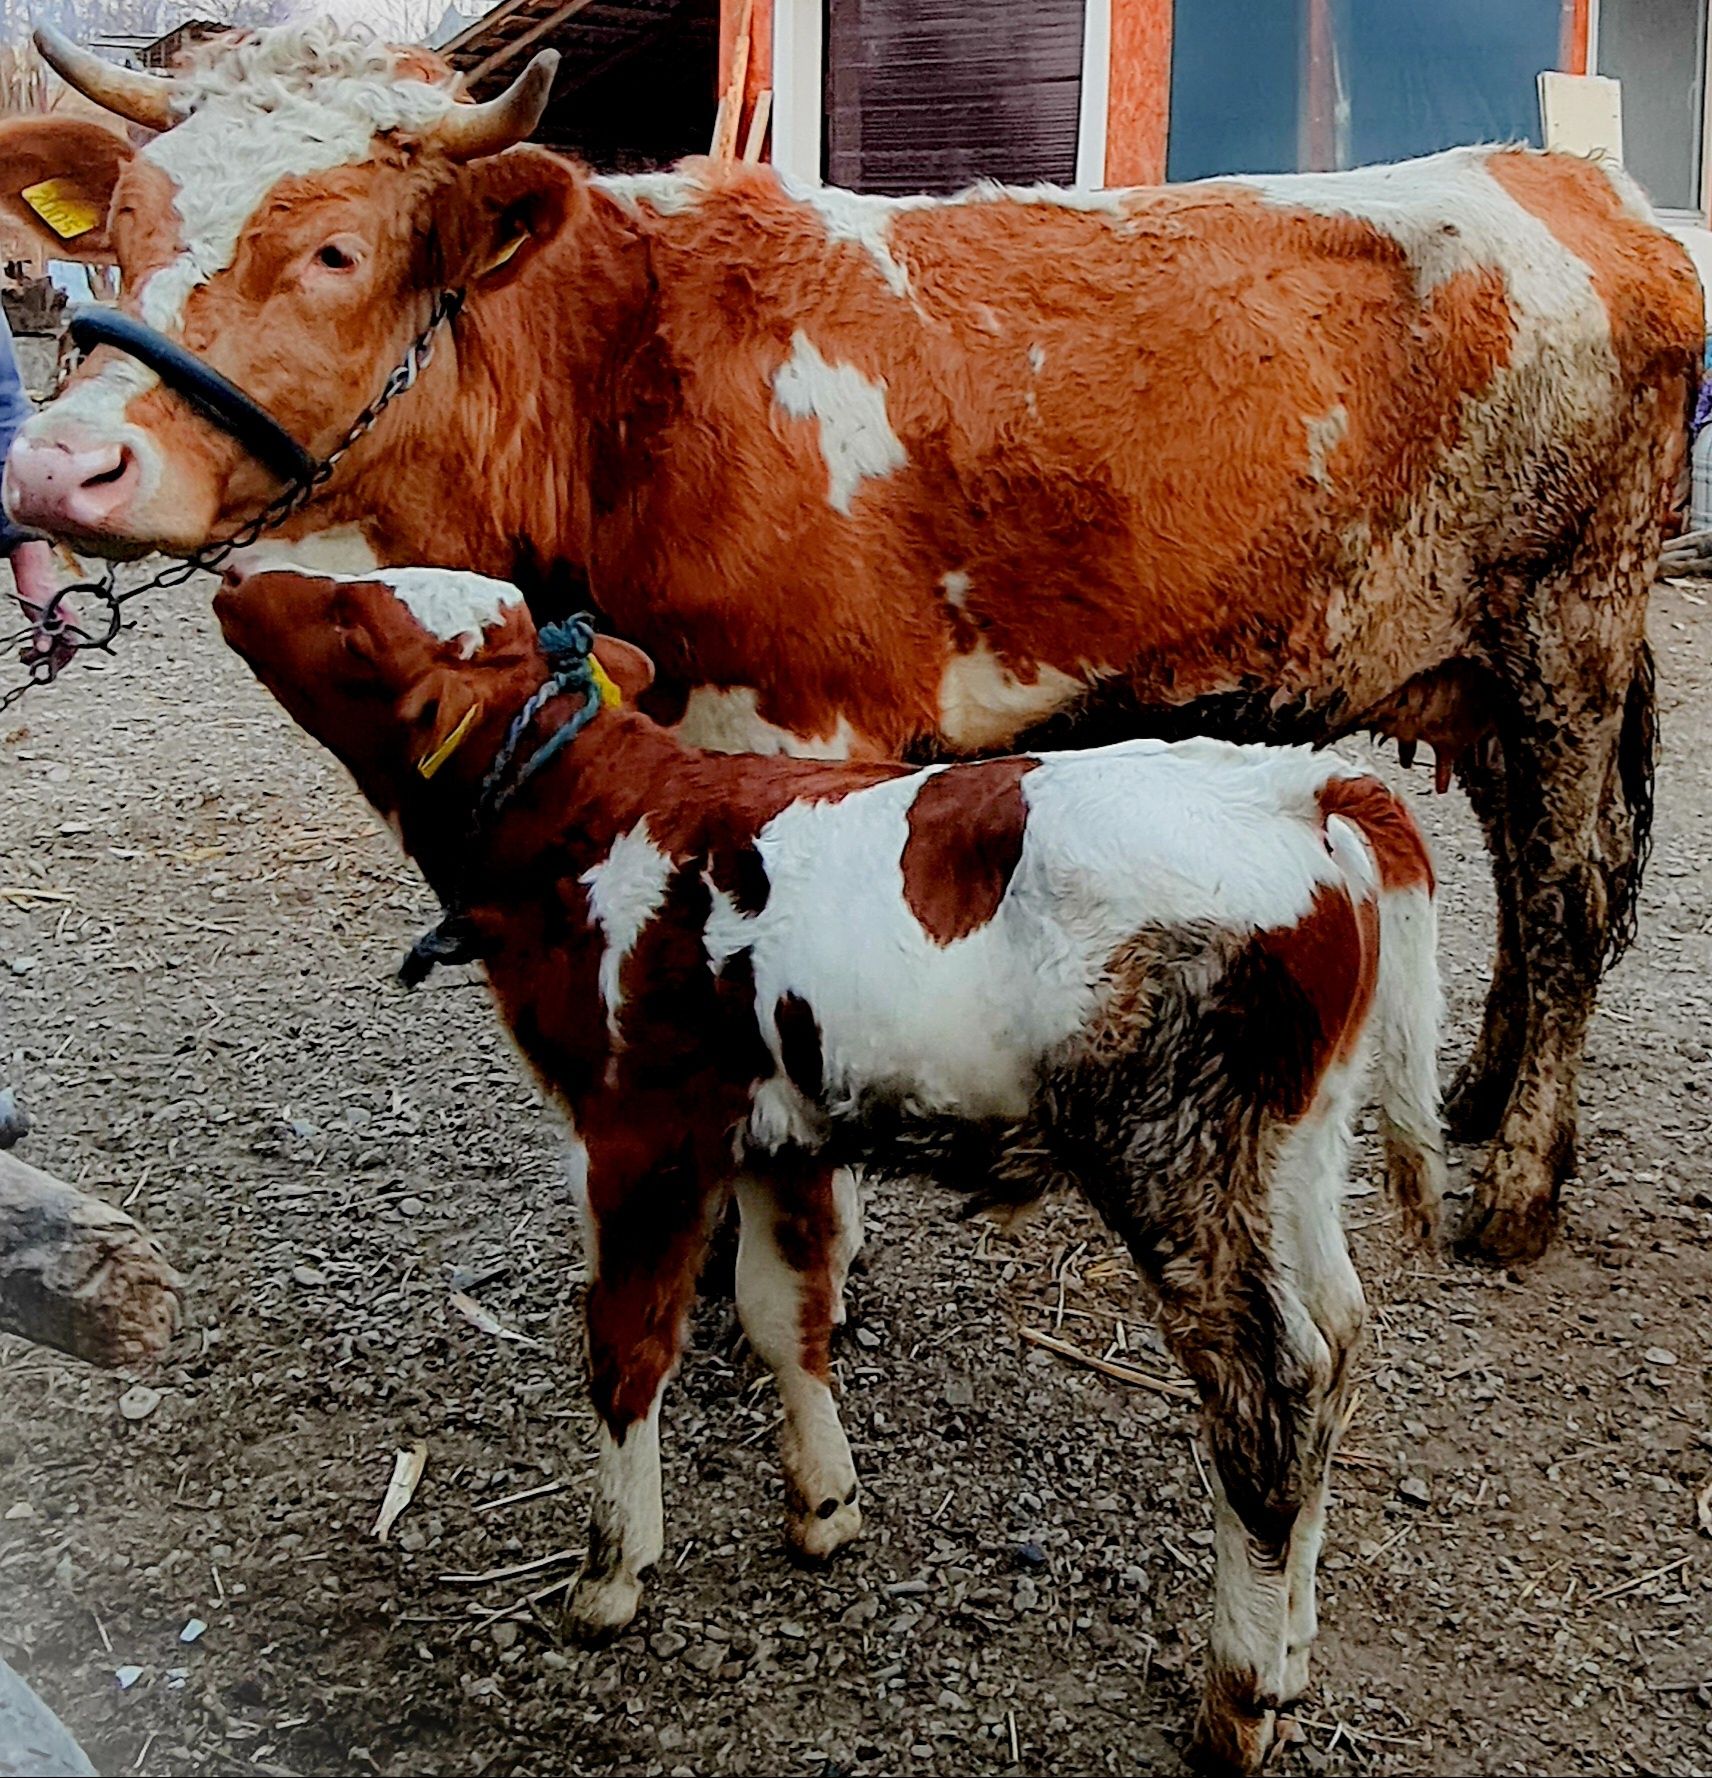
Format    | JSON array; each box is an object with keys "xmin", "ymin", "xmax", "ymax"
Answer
[{"xmin": 437, "ymin": 0, "xmax": 1712, "ymax": 230}]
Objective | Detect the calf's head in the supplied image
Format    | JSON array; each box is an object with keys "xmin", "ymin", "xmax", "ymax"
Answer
[
  {"xmin": 2, "ymin": 24, "xmax": 575, "ymax": 557},
  {"xmin": 214, "ymin": 564, "xmax": 652, "ymax": 816}
]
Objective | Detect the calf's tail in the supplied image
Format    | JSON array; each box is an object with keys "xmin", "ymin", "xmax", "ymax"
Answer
[{"xmin": 1322, "ymin": 782, "xmax": 1446, "ymax": 1242}]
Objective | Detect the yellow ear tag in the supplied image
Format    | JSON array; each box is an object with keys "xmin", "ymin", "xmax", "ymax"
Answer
[
  {"xmin": 21, "ymin": 178, "xmax": 100, "ymax": 240},
  {"xmin": 589, "ymin": 659, "xmax": 622, "ymax": 709},
  {"xmin": 416, "ymin": 699, "xmax": 482, "ymax": 779},
  {"xmin": 478, "ymin": 231, "xmax": 527, "ymax": 277}
]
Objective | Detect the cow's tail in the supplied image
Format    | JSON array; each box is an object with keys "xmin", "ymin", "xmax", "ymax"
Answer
[
  {"xmin": 1608, "ymin": 638, "xmax": 1657, "ymax": 968},
  {"xmin": 1322, "ymin": 783, "xmax": 1445, "ymax": 1243}
]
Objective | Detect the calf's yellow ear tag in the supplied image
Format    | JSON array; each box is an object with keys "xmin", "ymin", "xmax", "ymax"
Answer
[
  {"xmin": 21, "ymin": 178, "xmax": 100, "ymax": 240},
  {"xmin": 589, "ymin": 659, "xmax": 622, "ymax": 709},
  {"xmin": 416, "ymin": 699, "xmax": 482, "ymax": 779}
]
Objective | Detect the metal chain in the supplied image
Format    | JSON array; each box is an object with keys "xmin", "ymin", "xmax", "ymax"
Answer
[{"xmin": 0, "ymin": 287, "xmax": 466, "ymax": 715}]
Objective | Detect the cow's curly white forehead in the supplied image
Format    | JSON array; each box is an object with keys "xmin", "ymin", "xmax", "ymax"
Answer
[
  {"xmin": 168, "ymin": 19, "xmax": 458, "ymax": 132},
  {"xmin": 133, "ymin": 21, "xmax": 459, "ymax": 335}
]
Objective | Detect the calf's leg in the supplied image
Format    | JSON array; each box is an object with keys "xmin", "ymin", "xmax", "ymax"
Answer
[
  {"xmin": 735, "ymin": 1162, "xmax": 862, "ymax": 1561},
  {"xmin": 565, "ymin": 1131, "xmax": 725, "ymax": 1643}
]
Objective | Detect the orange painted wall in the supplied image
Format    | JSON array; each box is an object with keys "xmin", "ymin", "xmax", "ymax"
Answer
[{"xmin": 1105, "ymin": 0, "xmax": 1172, "ymax": 185}]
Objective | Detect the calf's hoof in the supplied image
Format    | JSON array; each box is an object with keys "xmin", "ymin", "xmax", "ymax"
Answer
[
  {"xmin": 1279, "ymin": 1642, "xmax": 1312, "ymax": 1707},
  {"xmin": 565, "ymin": 1568, "xmax": 644, "ymax": 1645},
  {"xmin": 1187, "ymin": 1690, "xmax": 1275, "ymax": 1777},
  {"xmin": 785, "ymin": 1494, "xmax": 862, "ymax": 1564}
]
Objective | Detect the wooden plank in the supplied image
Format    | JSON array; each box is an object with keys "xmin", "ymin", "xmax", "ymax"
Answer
[
  {"xmin": 0, "ymin": 1149, "xmax": 180, "ymax": 1368},
  {"xmin": 710, "ymin": 0, "xmax": 752, "ymax": 160},
  {"xmin": 741, "ymin": 87, "xmax": 772, "ymax": 161}
]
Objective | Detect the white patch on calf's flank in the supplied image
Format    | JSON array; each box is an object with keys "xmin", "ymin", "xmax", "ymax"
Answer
[
  {"xmin": 137, "ymin": 22, "xmax": 458, "ymax": 331},
  {"xmin": 1028, "ymin": 343, "xmax": 1046, "ymax": 374},
  {"xmin": 582, "ymin": 823, "xmax": 675, "ymax": 1039},
  {"xmin": 1304, "ymin": 405, "xmax": 1347, "ymax": 489},
  {"xmin": 939, "ymin": 569, "xmax": 971, "ymax": 612},
  {"xmin": 772, "ymin": 331, "xmax": 907, "ymax": 517},
  {"xmin": 592, "ymin": 171, "xmax": 704, "ymax": 217},
  {"xmin": 674, "ymin": 685, "xmax": 858, "ymax": 759},
  {"xmin": 936, "ymin": 642, "xmax": 1087, "ymax": 751}
]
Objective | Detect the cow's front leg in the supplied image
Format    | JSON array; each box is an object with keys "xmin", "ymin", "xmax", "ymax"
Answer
[
  {"xmin": 566, "ymin": 1129, "xmax": 725, "ymax": 1644},
  {"xmin": 735, "ymin": 1162, "xmax": 861, "ymax": 1562}
]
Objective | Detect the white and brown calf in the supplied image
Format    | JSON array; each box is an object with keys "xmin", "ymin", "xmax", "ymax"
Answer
[{"xmin": 214, "ymin": 564, "xmax": 1444, "ymax": 1774}]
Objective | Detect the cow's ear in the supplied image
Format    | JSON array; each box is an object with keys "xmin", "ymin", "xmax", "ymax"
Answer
[
  {"xmin": 400, "ymin": 667, "xmax": 486, "ymax": 780},
  {"xmin": 0, "ymin": 116, "xmax": 131, "ymax": 264},
  {"xmin": 438, "ymin": 144, "xmax": 580, "ymax": 293},
  {"xmin": 591, "ymin": 634, "xmax": 655, "ymax": 704}
]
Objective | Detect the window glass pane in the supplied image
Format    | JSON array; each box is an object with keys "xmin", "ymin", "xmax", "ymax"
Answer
[
  {"xmin": 1168, "ymin": 0, "xmax": 1571, "ymax": 181},
  {"xmin": 1598, "ymin": 0, "xmax": 1705, "ymax": 211}
]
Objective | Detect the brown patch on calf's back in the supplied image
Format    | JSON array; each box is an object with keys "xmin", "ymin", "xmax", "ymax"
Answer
[
  {"xmin": 1317, "ymin": 776, "xmax": 1436, "ymax": 892},
  {"xmin": 900, "ymin": 757, "xmax": 1038, "ymax": 945}
]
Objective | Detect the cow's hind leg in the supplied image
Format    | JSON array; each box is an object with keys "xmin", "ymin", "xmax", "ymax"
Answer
[
  {"xmin": 1460, "ymin": 587, "xmax": 1655, "ymax": 1263},
  {"xmin": 566, "ymin": 1131, "xmax": 725, "ymax": 1643},
  {"xmin": 735, "ymin": 1161, "xmax": 862, "ymax": 1561},
  {"xmin": 1445, "ymin": 739, "xmax": 1528, "ymax": 1143}
]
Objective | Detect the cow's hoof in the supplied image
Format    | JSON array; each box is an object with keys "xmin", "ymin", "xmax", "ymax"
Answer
[
  {"xmin": 1186, "ymin": 1694, "xmax": 1274, "ymax": 1776},
  {"xmin": 785, "ymin": 1495, "xmax": 862, "ymax": 1564},
  {"xmin": 1455, "ymin": 1192, "xmax": 1556, "ymax": 1266},
  {"xmin": 565, "ymin": 1569, "xmax": 643, "ymax": 1645}
]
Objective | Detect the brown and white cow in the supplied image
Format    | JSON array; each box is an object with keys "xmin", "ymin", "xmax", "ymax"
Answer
[
  {"xmin": 213, "ymin": 560, "xmax": 1444, "ymax": 1775},
  {"xmin": 0, "ymin": 23, "xmax": 1700, "ymax": 1261}
]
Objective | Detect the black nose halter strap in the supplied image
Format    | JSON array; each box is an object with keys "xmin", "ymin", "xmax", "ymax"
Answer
[{"xmin": 66, "ymin": 304, "xmax": 318, "ymax": 486}]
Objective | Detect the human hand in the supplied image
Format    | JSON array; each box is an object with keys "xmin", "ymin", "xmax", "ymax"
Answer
[{"xmin": 10, "ymin": 539, "xmax": 78, "ymax": 677}]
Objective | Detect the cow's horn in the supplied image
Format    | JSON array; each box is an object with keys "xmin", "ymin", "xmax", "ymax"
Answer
[
  {"xmin": 430, "ymin": 49, "xmax": 559, "ymax": 161},
  {"xmin": 34, "ymin": 25, "xmax": 179, "ymax": 132}
]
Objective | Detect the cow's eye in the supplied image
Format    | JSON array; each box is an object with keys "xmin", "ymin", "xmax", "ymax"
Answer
[{"xmin": 313, "ymin": 238, "xmax": 362, "ymax": 273}]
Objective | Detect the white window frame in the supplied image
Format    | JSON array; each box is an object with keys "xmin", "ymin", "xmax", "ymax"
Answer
[
  {"xmin": 770, "ymin": 0, "xmax": 1112, "ymax": 189},
  {"xmin": 1588, "ymin": 0, "xmax": 1712, "ymax": 225},
  {"xmin": 1075, "ymin": 0, "xmax": 1113, "ymax": 188},
  {"xmin": 772, "ymin": 0, "xmax": 824, "ymax": 182}
]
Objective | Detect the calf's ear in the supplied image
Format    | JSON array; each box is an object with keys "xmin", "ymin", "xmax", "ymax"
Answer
[
  {"xmin": 434, "ymin": 145, "xmax": 580, "ymax": 293},
  {"xmin": 401, "ymin": 668, "xmax": 486, "ymax": 780},
  {"xmin": 0, "ymin": 116, "xmax": 132, "ymax": 263},
  {"xmin": 591, "ymin": 634, "xmax": 655, "ymax": 704}
]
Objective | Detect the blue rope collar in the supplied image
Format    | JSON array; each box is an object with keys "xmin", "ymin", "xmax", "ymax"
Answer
[{"xmin": 400, "ymin": 611, "xmax": 611, "ymax": 989}]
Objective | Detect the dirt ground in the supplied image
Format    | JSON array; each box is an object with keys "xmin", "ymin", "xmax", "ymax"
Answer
[{"xmin": 0, "ymin": 554, "xmax": 1708, "ymax": 1778}]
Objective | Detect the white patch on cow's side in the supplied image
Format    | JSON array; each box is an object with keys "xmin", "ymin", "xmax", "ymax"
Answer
[
  {"xmin": 1028, "ymin": 343, "xmax": 1047, "ymax": 374},
  {"xmin": 1230, "ymin": 147, "xmax": 1605, "ymax": 317},
  {"xmin": 939, "ymin": 569, "xmax": 971, "ymax": 612},
  {"xmin": 592, "ymin": 171, "xmax": 704, "ymax": 217},
  {"xmin": 228, "ymin": 523, "xmax": 380, "ymax": 578},
  {"xmin": 138, "ymin": 23, "xmax": 458, "ymax": 330},
  {"xmin": 936, "ymin": 643, "xmax": 1086, "ymax": 751},
  {"xmin": 1304, "ymin": 405, "xmax": 1348, "ymax": 489},
  {"xmin": 772, "ymin": 331, "xmax": 907, "ymax": 517},
  {"xmin": 962, "ymin": 178, "xmax": 1133, "ymax": 216},
  {"xmin": 333, "ymin": 566, "xmax": 523, "ymax": 656},
  {"xmin": 582, "ymin": 823, "xmax": 675, "ymax": 1039},
  {"xmin": 775, "ymin": 171, "xmax": 932, "ymax": 300},
  {"xmin": 673, "ymin": 685, "xmax": 858, "ymax": 759}
]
